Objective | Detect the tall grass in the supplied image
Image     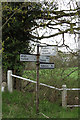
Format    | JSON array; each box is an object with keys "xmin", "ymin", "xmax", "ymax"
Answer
[
  {"xmin": 2, "ymin": 90, "xmax": 79, "ymax": 118},
  {"xmin": 22, "ymin": 67, "xmax": 79, "ymax": 105},
  {"xmin": 2, "ymin": 67, "xmax": 79, "ymax": 118}
]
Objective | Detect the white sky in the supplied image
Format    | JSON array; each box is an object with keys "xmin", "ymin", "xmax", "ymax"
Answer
[{"xmin": 34, "ymin": 0, "xmax": 80, "ymax": 53}]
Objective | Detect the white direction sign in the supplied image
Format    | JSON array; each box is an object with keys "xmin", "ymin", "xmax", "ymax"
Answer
[
  {"xmin": 20, "ymin": 54, "xmax": 50, "ymax": 62},
  {"xmin": 20, "ymin": 54, "xmax": 36, "ymax": 62},
  {"xmin": 40, "ymin": 46, "xmax": 57, "ymax": 56},
  {"xmin": 39, "ymin": 56, "xmax": 50, "ymax": 63},
  {"xmin": 40, "ymin": 63, "xmax": 54, "ymax": 69}
]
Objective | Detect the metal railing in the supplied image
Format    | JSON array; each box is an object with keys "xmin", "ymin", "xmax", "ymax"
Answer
[
  {"xmin": 7, "ymin": 70, "xmax": 80, "ymax": 108},
  {"xmin": 11, "ymin": 74, "xmax": 62, "ymax": 91}
]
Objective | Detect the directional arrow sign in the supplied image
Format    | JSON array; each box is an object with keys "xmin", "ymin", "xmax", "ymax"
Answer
[
  {"xmin": 20, "ymin": 54, "xmax": 36, "ymax": 62},
  {"xmin": 40, "ymin": 46, "xmax": 57, "ymax": 56},
  {"xmin": 39, "ymin": 56, "xmax": 50, "ymax": 63},
  {"xmin": 20, "ymin": 54, "xmax": 50, "ymax": 63},
  {"xmin": 40, "ymin": 63, "xmax": 54, "ymax": 69}
]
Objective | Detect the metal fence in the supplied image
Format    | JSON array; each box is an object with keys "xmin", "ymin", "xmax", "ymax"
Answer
[{"xmin": 7, "ymin": 70, "xmax": 80, "ymax": 108}]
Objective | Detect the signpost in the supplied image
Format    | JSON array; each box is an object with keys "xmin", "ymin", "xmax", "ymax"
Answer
[
  {"xmin": 36, "ymin": 44, "xmax": 39, "ymax": 114},
  {"xmin": 20, "ymin": 45, "xmax": 57, "ymax": 115}
]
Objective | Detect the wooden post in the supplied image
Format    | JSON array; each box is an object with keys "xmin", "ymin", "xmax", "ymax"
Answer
[
  {"xmin": 62, "ymin": 85, "xmax": 67, "ymax": 108},
  {"xmin": 7, "ymin": 70, "xmax": 13, "ymax": 92},
  {"xmin": 36, "ymin": 44, "xmax": 40, "ymax": 114}
]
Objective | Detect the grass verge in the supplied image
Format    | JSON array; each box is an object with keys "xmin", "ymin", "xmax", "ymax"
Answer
[{"xmin": 2, "ymin": 90, "xmax": 79, "ymax": 118}]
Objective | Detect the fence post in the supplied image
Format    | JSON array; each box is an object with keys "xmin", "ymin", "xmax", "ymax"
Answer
[
  {"xmin": 7, "ymin": 70, "xmax": 13, "ymax": 92},
  {"xmin": 62, "ymin": 85, "xmax": 67, "ymax": 108}
]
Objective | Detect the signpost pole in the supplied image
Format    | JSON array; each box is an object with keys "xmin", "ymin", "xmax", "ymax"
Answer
[{"xmin": 36, "ymin": 44, "xmax": 40, "ymax": 115}]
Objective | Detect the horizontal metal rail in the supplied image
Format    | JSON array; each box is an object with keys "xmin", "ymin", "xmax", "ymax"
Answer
[
  {"xmin": 11, "ymin": 74, "xmax": 80, "ymax": 91},
  {"xmin": 11, "ymin": 74, "xmax": 36, "ymax": 84},
  {"xmin": 67, "ymin": 105, "xmax": 80, "ymax": 107},
  {"xmin": 66, "ymin": 88, "xmax": 80, "ymax": 91},
  {"xmin": 11, "ymin": 74, "xmax": 62, "ymax": 91},
  {"xmin": 40, "ymin": 82, "xmax": 62, "ymax": 90}
]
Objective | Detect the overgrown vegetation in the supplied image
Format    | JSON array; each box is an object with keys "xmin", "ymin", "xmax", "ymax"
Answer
[
  {"xmin": 2, "ymin": 90, "xmax": 79, "ymax": 118},
  {"xmin": 22, "ymin": 67, "xmax": 79, "ymax": 105},
  {"xmin": 2, "ymin": 67, "xmax": 79, "ymax": 118},
  {"xmin": 23, "ymin": 67, "xmax": 78, "ymax": 87},
  {"xmin": 2, "ymin": 1, "xmax": 80, "ymax": 118}
]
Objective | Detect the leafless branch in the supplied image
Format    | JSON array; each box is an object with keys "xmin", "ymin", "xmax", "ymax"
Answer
[{"xmin": 62, "ymin": 68, "xmax": 78, "ymax": 80}]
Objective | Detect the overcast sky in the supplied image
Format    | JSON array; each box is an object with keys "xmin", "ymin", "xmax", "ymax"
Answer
[{"xmin": 35, "ymin": 0, "xmax": 79, "ymax": 53}]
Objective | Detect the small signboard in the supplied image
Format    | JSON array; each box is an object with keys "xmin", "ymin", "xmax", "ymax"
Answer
[
  {"xmin": 40, "ymin": 46, "xmax": 57, "ymax": 56},
  {"xmin": 20, "ymin": 54, "xmax": 50, "ymax": 63},
  {"xmin": 40, "ymin": 63, "xmax": 54, "ymax": 69},
  {"xmin": 20, "ymin": 54, "xmax": 36, "ymax": 62},
  {"xmin": 39, "ymin": 56, "xmax": 50, "ymax": 63}
]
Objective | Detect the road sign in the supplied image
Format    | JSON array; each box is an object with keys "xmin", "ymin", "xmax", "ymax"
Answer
[
  {"xmin": 39, "ymin": 56, "xmax": 50, "ymax": 63},
  {"xmin": 40, "ymin": 63, "xmax": 54, "ymax": 69},
  {"xmin": 20, "ymin": 54, "xmax": 50, "ymax": 63},
  {"xmin": 20, "ymin": 54, "xmax": 36, "ymax": 61},
  {"xmin": 40, "ymin": 46, "xmax": 57, "ymax": 56}
]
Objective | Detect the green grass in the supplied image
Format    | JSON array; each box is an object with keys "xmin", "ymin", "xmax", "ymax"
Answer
[
  {"xmin": 2, "ymin": 90, "xmax": 36, "ymax": 118},
  {"xmin": 2, "ymin": 90, "xmax": 79, "ymax": 118},
  {"xmin": 23, "ymin": 67, "xmax": 78, "ymax": 87},
  {"xmin": 2, "ymin": 67, "xmax": 80, "ymax": 118}
]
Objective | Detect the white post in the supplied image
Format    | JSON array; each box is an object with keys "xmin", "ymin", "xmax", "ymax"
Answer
[
  {"xmin": 7, "ymin": 70, "xmax": 13, "ymax": 92},
  {"xmin": 62, "ymin": 85, "xmax": 67, "ymax": 108}
]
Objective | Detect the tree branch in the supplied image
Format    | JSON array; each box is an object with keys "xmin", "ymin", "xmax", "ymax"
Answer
[
  {"xmin": 62, "ymin": 68, "xmax": 78, "ymax": 80},
  {"xmin": 29, "ymin": 27, "xmax": 80, "ymax": 40}
]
